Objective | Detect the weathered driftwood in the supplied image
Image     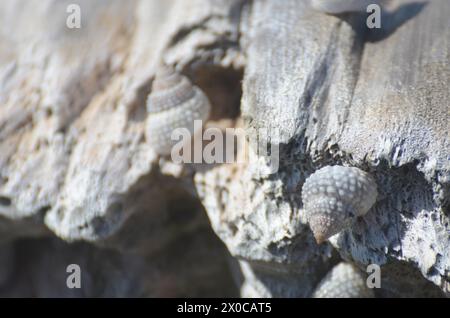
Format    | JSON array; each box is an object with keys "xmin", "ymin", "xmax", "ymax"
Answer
[
  {"xmin": 0, "ymin": 0, "xmax": 241, "ymax": 296},
  {"xmin": 197, "ymin": 0, "xmax": 449, "ymax": 297},
  {"xmin": 0, "ymin": 0, "xmax": 448, "ymax": 297},
  {"xmin": 0, "ymin": 0, "xmax": 244, "ymax": 241},
  {"xmin": 334, "ymin": 0, "xmax": 449, "ymax": 293}
]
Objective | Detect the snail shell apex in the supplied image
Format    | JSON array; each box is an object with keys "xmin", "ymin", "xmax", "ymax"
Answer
[
  {"xmin": 146, "ymin": 66, "xmax": 211, "ymax": 156},
  {"xmin": 312, "ymin": 262, "xmax": 374, "ymax": 298},
  {"xmin": 301, "ymin": 165, "xmax": 377, "ymax": 243}
]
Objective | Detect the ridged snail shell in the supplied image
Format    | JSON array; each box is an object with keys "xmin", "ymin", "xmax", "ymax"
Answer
[
  {"xmin": 145, "ymin": 66, "xmax": 211, "ymax": 156},
  {"xmin": 301, "ymin": 165, "xmax": 377, "ymax": 244},
  {"xmin": 310, "ymin": 0, "xmax": 385, "ymax": 14},
  {"xmin": 312, "ymin": 262, "xmax": 374, "ymax": 298}
]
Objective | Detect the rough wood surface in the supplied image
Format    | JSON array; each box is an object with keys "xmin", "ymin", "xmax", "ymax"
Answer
[
  {"xmin": 0, "ymin": 0, "xmax": 448, "ymax": 297},
  {"xmin": 197, "ymin": 0, "xmax": 449, "ymax": 297},
  {"xmin": 0, "ymin": 0, "xmax": 241, "ymax": 297}
]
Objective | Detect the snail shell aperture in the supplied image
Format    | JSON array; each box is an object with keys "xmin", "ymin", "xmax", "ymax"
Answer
[
  {"xmin": 310, "ymin": 0, "xmax": 385, "ymax": 14},
  {"xmin": 312, "ymin": 262, "xmax": 374, "ymax": 298},
  {"xmin": 145, "ymin": 66, "xmax": 211, "ymax": 156},
  {"xmin": 301, "ymin": 165, "xmax": 378, "ymax": 244}
]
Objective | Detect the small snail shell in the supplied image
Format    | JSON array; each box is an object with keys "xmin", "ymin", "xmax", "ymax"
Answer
[
  {"xmin": 310, "ymin": 0, "xmax": 385, "ymax": 14},
  {"xmin": 145, "ymin": 66, "xmax": 211, "ymax": 156},
  {"xmin": 301, "ymin": 165, "xmax": 377, "ymax": 244},
  {"xmin": 312, "ymin": 262, "xmax": 374, "ymax": 298}
]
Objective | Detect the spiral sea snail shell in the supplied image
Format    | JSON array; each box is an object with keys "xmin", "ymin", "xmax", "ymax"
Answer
[
  {"xmin": 312, "ymin": 262, "xmax": 374, "ymax": 298},
  {"xmin": 301, "ymin": 165, "xmax": 378, "ymax": 244},
  {"xmin": 145, "ymin": 65, "xmax": 211, "ymax": 156},
  {"xmin": 310, "ymin": 0, "xmax": 385, "ymax": 14}
]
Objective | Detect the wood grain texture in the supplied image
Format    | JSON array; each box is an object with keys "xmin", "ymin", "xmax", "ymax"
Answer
[{"xmin": 0, "ymin": 0, "xmax": 447, "ymax": 297}]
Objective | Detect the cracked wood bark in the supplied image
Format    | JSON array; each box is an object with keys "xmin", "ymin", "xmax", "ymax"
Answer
[
  {"xmin": 0, "ymin": 0, "xmax": 241, "ymax": 296},
  {"xmin": 0, "ymin": 0, "xmax": 448, "ymax": 297},
  {"xmin": 0, "ymin": 0, "xmax": 242, "ymax": 241},
  {"xmin": 196, "ymin": 0, "xmax": 449, "ymax": 297}
]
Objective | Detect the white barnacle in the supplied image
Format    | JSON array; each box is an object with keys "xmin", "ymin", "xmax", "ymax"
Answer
[
  {"xmin": 312, "ymin": 262, "xmax": 374, "ymax": 298},
  {"xmin": 301, "ymin": 165, "xmax": 377, "ymax": 243},
  {"xmin": 145, "ymin": 65, "xmax": 211, "ymax": 156},
  {"xmin": 310, "ymin": 0, "xmax": 386, "ymax": 14}
]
